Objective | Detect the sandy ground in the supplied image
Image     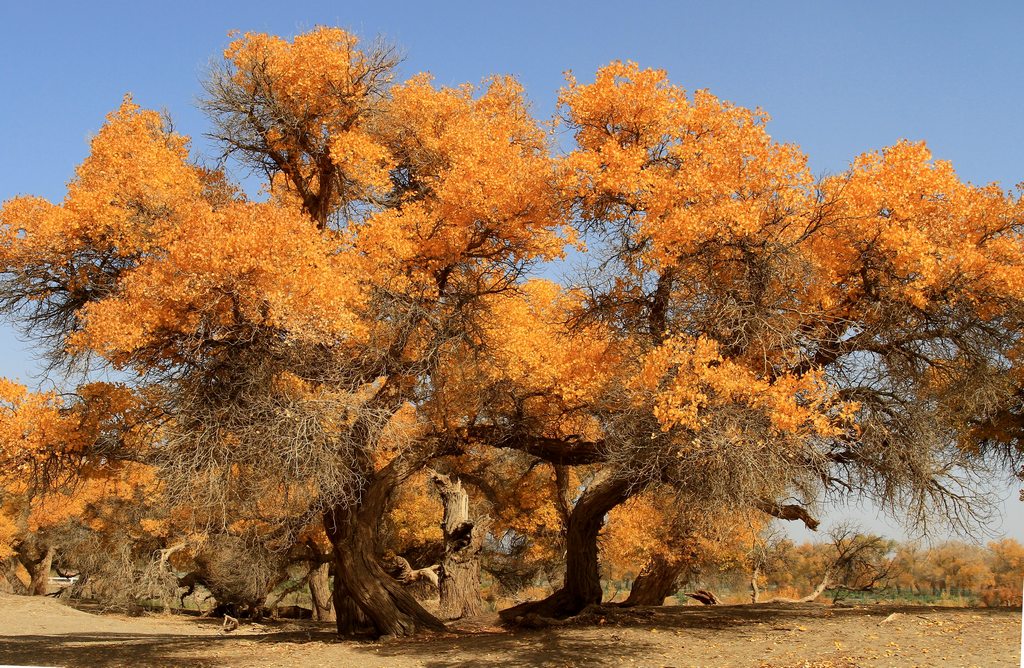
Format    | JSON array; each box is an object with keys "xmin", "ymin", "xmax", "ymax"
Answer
[{"xmin": 0, "ymin": 593, "xmax": 1019, "ymax": 667}]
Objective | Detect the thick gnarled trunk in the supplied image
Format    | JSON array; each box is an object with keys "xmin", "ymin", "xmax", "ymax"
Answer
[
  {"xmin": 500, "ymin": 476, "xmax": 632, "ymax": 622},
  {"xmin": 431, "ymin": 471, "xmax": 487, "ymax": 619},
  {"xmin": 327, "ymin": 513, "xmax": 444, "ymax": 637},
  {"xmin": 324, "ymin": 458, "xmax": 446, "ymax": 638},
  {"xmin": 622, "ymin": 554, "xmax": 685, "ymax": 606}
]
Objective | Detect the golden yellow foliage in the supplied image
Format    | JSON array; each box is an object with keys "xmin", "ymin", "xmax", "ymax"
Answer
[
  {"xmin": 482, "ymin": 280, "xmax": 618, "ymax": 408},
  {"xmin": 222, "ymin": 28, "xmax": 394, "ymax": 203},
  {"xmin": 635, "ymin": 335, "xmax": 855, "ymax": 439},
  {"xmin": 560, "ymin": 61, "xmax": 812, "ymax": 271},
  {"xmin": 356, "ymin": 74, "xmax": 567, "ymax": 294},
  {"xmin": 815, "ymin": 140, "xmax": 1024, "ymax": 313},
  {"xmin": 0, "ymin": 99, "xmax": 366, "ymax": 371}
]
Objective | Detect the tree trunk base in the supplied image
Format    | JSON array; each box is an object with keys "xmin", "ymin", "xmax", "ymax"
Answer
[
  {"xmin": 438, "ymin": 560, "xmax": 482, "ymax": 619},
  {"xmin": 327, "ymin": 511, "xmax": 446, "ymax": 637},
  {"xmin": 23, "ymin": 545, "xmax": 54, "ymax": 596},
  {"xmin": 500, "ymin": 476, "xmax": 633, "ymax": 626},
  {"xmin": 499, "ymin": 587, "xmax": 591, "ymax": 624},
  {"xmin": 620, "ymin": 555, "xmax": 685, "ymax": 607}
]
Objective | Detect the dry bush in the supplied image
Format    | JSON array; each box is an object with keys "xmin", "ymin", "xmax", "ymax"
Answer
[
  {"xmin": 56, "ymin": 526, "xmax": 166, "ymax": 610},
  {"xmin": 192, "ymin": 533, "xmax": 290, "ymax": 615}
]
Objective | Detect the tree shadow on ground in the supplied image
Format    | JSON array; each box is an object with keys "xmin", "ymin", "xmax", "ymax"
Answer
[
  {"xmin": 605, "ymin": 601, "xmax": 986, "ymax": 631},
  {"xmin": 369, "ymin": 630, "xmax": 648, "ymax": 668},
  {"xmin": 358, "ymin": 603, "xmax": 887, "ymax": 667},
  {"xmin": 0, "ymin": 627, "xmax": 637, "ymax": 668},
  {"xmin": 1, "ymin": 602, "xmax": 1012, "ymax": 668},
  {"xmin": 361, "ymin": 602, "xmax": 1013, "ymax": 668},
  {"xmin": 0, "ymin": 628, "xmax": 350, "ymax": 668}
]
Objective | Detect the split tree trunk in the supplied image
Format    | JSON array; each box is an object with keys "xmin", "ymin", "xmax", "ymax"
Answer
[
  {"xmin": 308, "ymin": 561, "xmax": 335, "ymax": 622},
  {"xmin": 622, "ymin": 554, "xmax": 685, "ymax": 606},
  {"xmin": 29, "ymin": 546, "xmax": 53, "ymax": 596},
  {"xmin": 324, "ymin": 457, "xmax": 446, "ymax": 638},
  {"xmin": 17, "ymin": 541, "xmax": 54, "ymax": 596},
  {"xmin": 431, "ymin": 471, "xmax": 487, "ymax": 620},
  {"xmin": 500, "ymin": 475, "xmax": 632, "ymax": 622}
]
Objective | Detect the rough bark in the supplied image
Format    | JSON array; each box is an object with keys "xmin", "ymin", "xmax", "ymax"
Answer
[
  {"xmin": 621, "ymin": 554, "xmax": 685, "ymax": 606},
  {"xmin": 331, "ymin": 574, "xmax": 368, "ymax": 635},
  {"xmin": 324, "ymin": 457, "xmax": 446, "ymax": 638},
  {"xmin": 308, "ymin": 561, "xmax": 335, "ymax": 622},
  {"xmin": 431, "ymin": 471, "xmax": 487, "ymax": 619},
  {"xmin": 500, "ymin": 475, "xmax": 633, "ymax": 622},
  {"xmin": 553, "ymin": 465, "xmax": 573, "ymax": 530},
  {"xmin": 750, "ymin": 566, "xmax": 761, "ymax": 603}
]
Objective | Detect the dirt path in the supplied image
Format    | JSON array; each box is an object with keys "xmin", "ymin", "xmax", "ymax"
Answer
[{"xmin": 0, "ymin": 594, "xmax": 1019, "ymax": 667}]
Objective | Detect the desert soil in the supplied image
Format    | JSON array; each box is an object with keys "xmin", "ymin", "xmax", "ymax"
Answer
[{"xmin": 0, "ymin": 593, "xmax": 1019, "ymax": 667}]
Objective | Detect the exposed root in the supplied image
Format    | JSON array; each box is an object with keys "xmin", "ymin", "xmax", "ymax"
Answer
[
  {"xmin": 505, "ymin": 603, "xmax": 657, "ymax": 629},
  {"xmin": 684, "ymin": 589, "xmax": 720, "ymax": 605},
  {"xmin": 221, "ymin": 614, "xmax": 238, "ymax": 633}
]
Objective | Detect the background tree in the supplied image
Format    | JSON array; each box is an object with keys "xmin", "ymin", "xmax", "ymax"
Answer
[
  {"xmin": 983, "ymin": 538, "xmax": 1024, "ymax": 606},
  {"xmin": 601, "ymin": 491, "xmax": 760, "ymax": 606}
]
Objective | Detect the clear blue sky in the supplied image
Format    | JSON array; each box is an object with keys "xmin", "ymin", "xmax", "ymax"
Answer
[{"xmin": 1, "ymin": 0, "xmax": 1022, "ymax": 542}]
